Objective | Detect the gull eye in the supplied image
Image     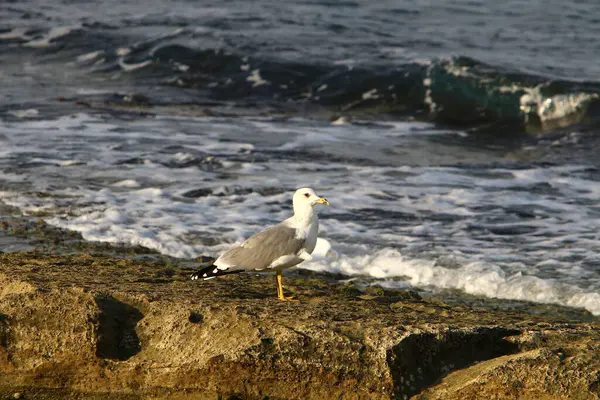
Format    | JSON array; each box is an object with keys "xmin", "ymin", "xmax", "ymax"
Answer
[{"xmin": 304, "ymin": 193, "xmax": 310, "ymax": 198}]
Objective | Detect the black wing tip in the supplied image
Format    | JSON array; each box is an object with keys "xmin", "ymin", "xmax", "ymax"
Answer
[
  {"xmin": 190, "ymin": 271, "xmax": 207, "ymax": 280},
  {"xmin": 190, "ymin": 264, "xmax": 218, "ymax": 280},
  {"xmin": 190, "ymin": 264, "xmax": 242, "ymax": 281}
]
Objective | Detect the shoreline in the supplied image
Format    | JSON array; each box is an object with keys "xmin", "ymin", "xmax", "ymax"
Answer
[{"xmin": 0, "ymin": 210, "xmax": 598, "ymax": 322}]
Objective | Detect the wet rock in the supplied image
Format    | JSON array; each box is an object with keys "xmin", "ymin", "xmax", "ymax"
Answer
[{"xmin": 0, "ymin": 251, "xmax": 598, "ymax": 399}]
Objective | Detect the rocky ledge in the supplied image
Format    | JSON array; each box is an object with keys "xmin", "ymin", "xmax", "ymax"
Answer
[{"xmin": 0, "ymin": 251, "xmax": 598, "ymax": 399}]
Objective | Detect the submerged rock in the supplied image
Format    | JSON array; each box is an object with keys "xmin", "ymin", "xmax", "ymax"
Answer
[{"xmin": 0, "ymin": 252, "xmax": 598, "ymax": 399}]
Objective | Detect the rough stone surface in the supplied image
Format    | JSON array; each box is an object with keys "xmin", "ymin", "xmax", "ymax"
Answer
[{"xmin": 0, "ymin": 251, "xmax": 598, "ymax": 399}]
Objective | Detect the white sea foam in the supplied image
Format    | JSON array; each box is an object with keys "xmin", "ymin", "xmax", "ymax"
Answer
[
  {"xmin": 113, "ymin": 179, "xmax": 140, "ymax": 187},
  {"xmin": 7, "ymin": 109, "xmax": 39, "ymax": 118},
  {"xmin": 247, "ymin": 69, "xmax": 269, "ymax": 87},
  {"xmin": 330, "ymin": 116, "xmax": 348, "ymax": 125},
  {"xmin": 74, "ymin": 88, "xmax": 114, "ymax": 95},
  {"xmin": 312, "ymin": 238, "xmax": 336, "ymax": 260},
  {"xmin": 77, "ymin": 51, "xmax": 103, "ymax": 62},
  {"xmin": 118, "ymin": 58, "xmax": 152, "ymax": 71},
  {"xmin": 174, "ymin": 62, "xmax": 189, "ymax": 72},
  {"xmin": 520, "ymin": 86, "xmax": 598, "ymax": 124},
  {"xmin": 0, "ymin": 27, "xmax": 32, "ymax": 40},
  {"xmin": 362, "ymin": 89, "xmax": 379, "ymax": 100},
  {"xmin": 303, "ymin": 248, "xmax": 600, "ymax": 316},
  {"xmin": 59, "ymin": 160, "xmax": 84, "ymax": 167},
  {"xmin": 423, "ymin": 64, "xmax": 437, "ymax": 113},
  {"xmin": 116, "ymin": 48, "xmax": 131, "ymax": 56},
  {"xmin": 24, "ymin": 26, "xmax": 78, "ymax": 48}
]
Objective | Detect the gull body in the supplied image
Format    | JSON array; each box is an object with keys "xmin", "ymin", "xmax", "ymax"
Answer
[{"xmin": 191, "ymin": 188, "xmax": 330, "ymax": 300}]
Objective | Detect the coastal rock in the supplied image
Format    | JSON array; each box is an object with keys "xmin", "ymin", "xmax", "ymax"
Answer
[{"xmin": 0, "ymin": 252, "xmax": 598, "ymax": 399}]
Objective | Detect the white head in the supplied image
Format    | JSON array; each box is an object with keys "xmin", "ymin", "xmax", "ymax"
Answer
[{"xmin": 292, "ymin": 187, "xmax": 330, "ymax": 218}]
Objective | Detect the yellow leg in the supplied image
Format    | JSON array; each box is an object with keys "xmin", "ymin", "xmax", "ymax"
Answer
[
  {"xmin": 276, "ymin": 271, "xmax": 283, "ymax": 299},
  {"xmin": 276, "ymin": 270, "xmax": 296, "ymax": 301}
]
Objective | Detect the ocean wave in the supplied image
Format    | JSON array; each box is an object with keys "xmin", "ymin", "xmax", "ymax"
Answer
[
  {"xmin": 2, "ymin": 21, "xmax": 600, "ymax": 131},
  {"xmin": 104, "ymin": 42, "xmax": 600, "ymax": 131}
]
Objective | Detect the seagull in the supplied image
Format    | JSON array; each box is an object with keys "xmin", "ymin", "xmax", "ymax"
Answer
[{"xmin": 191, "ymin": 188, "xmax": 330, "ymax": 300}]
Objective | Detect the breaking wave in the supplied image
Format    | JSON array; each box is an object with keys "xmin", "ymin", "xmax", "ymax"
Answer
[{"xmin": 103, "ymin": 43, "xmax": 600, "ymax": 131}]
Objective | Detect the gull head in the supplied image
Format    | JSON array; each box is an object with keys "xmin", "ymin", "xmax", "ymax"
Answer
[{"xmin": 293, "ymin": 188, "xmax": 330, "ymax": 214}]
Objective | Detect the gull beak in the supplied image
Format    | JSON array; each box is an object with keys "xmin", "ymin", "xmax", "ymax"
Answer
[{"xmin": 316, "ymin": 197, "xmax": 330, "ymax": 206}]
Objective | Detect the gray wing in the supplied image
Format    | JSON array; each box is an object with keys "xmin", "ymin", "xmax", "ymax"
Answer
[{"xmin": 217, "ymin": 223, "xmax": 305, "ymax": 270}]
